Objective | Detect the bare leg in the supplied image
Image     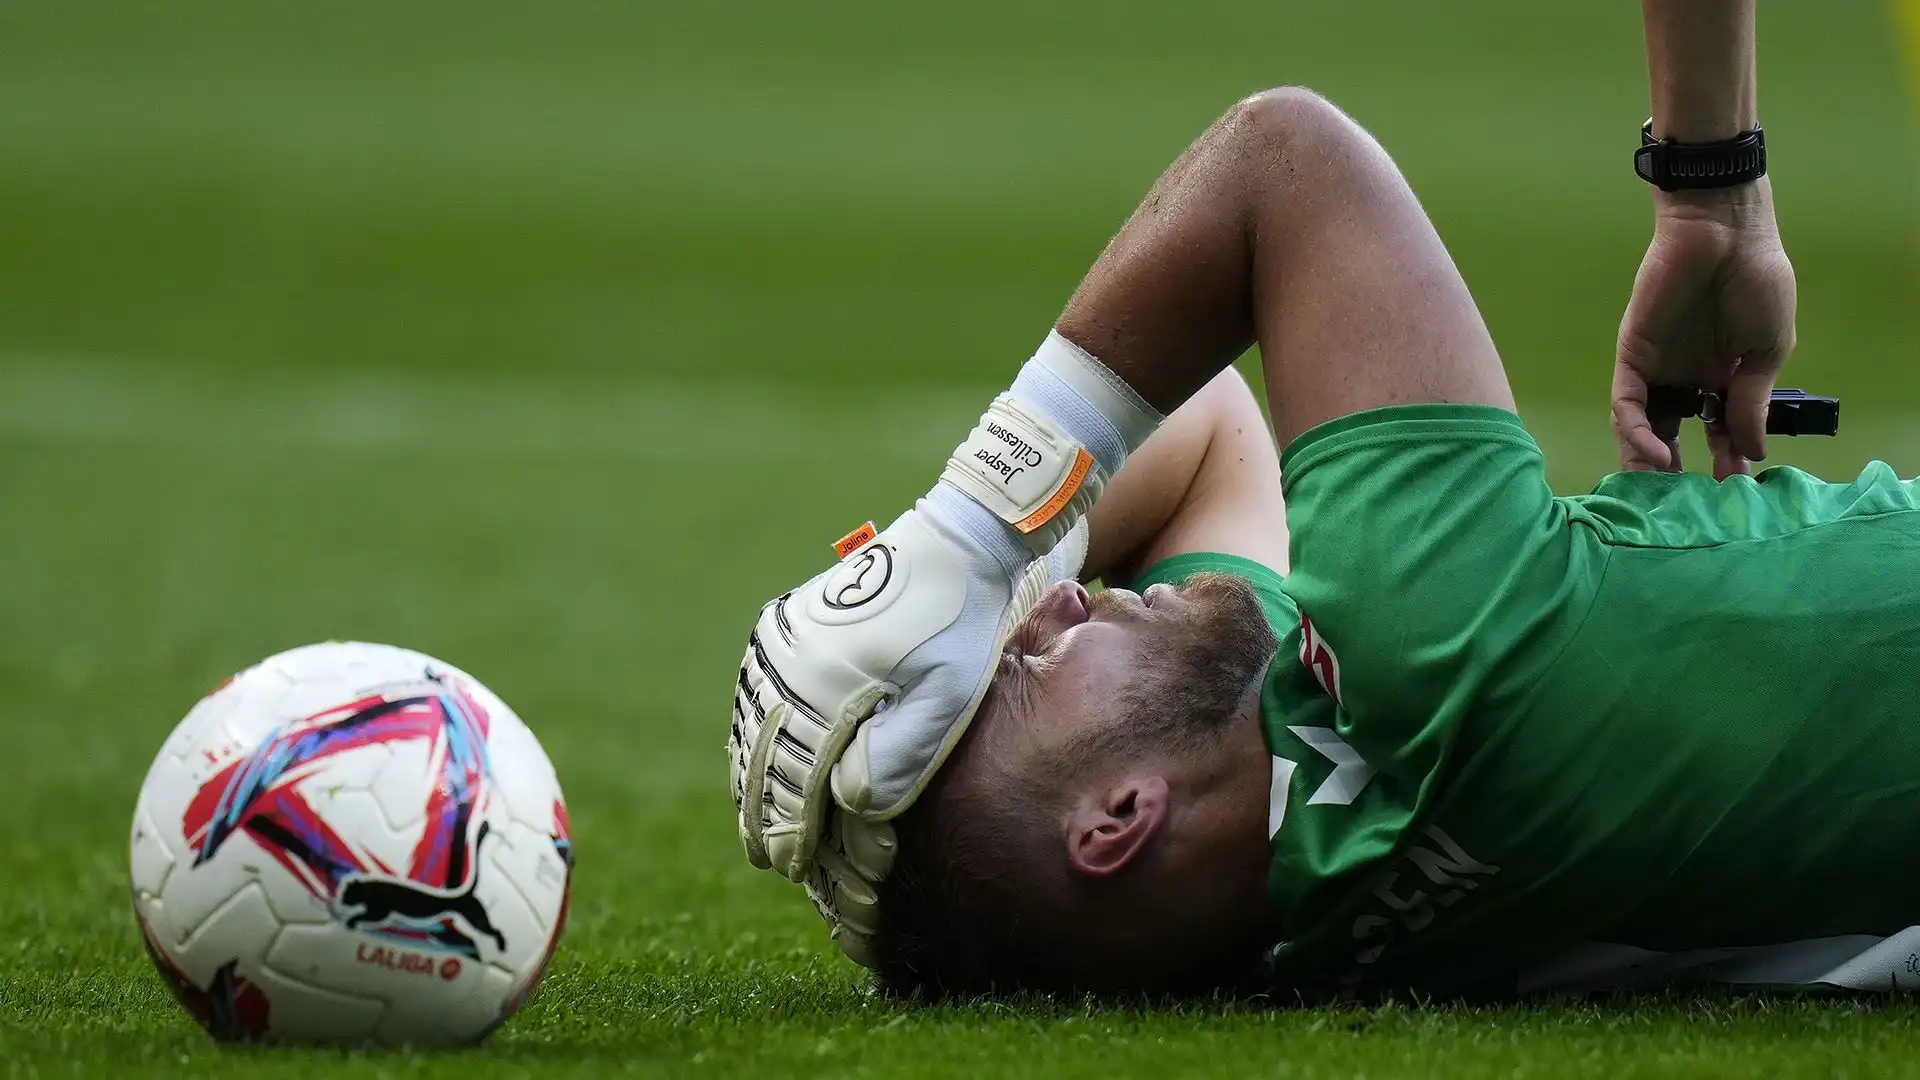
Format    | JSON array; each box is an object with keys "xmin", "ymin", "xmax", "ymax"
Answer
[{"xmin": 1056, "ymin": 88, "xmax": 1512, "ymax": 450}]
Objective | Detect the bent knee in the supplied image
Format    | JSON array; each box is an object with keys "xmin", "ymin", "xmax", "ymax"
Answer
[
  {"xmin": 1229, "ymin": 86, "xmax": 1357, "ymax": 141},
  {"xmin": 1204, "ymin": 86, "xmax": 1406, "ymax": 217},
  {"xmin": 1205, "ymin": 85, "xmax": 1390, "ymax": 182}
]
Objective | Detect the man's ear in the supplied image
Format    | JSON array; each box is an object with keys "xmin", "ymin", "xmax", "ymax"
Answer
[{"xmin": 1065, "ymin": 776, "xmax": 1170, "ymax": 878}]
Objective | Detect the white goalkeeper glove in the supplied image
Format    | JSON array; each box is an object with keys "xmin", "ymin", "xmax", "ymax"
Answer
[
  {"xmin": 791, "ymin": 514, "xmax": 1090, "ymax": 966},
  {"xmin": 727, "ymin": 332, "xmax": 1160, "ymax": 964}
]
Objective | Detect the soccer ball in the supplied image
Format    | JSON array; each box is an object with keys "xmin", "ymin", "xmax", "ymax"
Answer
[{"xmin": 129, "ymin": 642, "xmax": 574, "ymax": 1045}]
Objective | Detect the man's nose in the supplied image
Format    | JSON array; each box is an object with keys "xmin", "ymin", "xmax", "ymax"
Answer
[{"xmin": 1031, "ymin": 580, "xmax": 1092, "ymax": 632}]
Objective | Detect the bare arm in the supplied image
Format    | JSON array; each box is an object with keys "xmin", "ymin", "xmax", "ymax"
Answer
[
  {"xmin": 1644, "ymin": 0, "xmax": 1756, "ymax": 142},
  {"xmin": 1054, "ymin": 88, "xmax": 1511, "ymax": 451},
  {"xmin": 1082, "ymin": 367, "xmax": 1289, "ymax": 585},
  {"xmin": 1614, "ymin": 0, "xmax": 1795, "ymax": 479}
]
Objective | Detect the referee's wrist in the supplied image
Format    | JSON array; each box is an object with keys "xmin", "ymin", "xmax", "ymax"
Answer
[
  {"xmin": 1651, "ymin": 178, "xmax": 1775, "ymax": 229},
  {"xmin": 1648, "ymin": 114, "xmax": 1757, "ymax": 144}
]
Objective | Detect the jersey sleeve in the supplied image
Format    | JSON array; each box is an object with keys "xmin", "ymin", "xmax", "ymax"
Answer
[{"xmin": 1276, "ymin": 404, "xmax": 1597, "ymax": 785}]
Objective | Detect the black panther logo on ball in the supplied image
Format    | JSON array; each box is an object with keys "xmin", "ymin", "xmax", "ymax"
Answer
[
  {"xmin": 186, "ymin": 684, "xmax": 503, "ymax": 961},
  {"xmin": 337, "ymin": 821, "xmax": 507, "ymax": 954}
]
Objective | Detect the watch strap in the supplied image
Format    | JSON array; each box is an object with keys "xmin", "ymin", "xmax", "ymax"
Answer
[{"xmin": 1634, "ymin": 120, "xmax": 1766, "ymax": 191}]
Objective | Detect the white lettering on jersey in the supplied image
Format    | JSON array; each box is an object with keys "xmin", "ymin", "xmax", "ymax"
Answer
[
  {"xmin": 1268, "ymin": 755, "xmax": 1298, "ymax": 838},
  {"xmin": 1335, "ymin": 825, "xmax": 1501, "ymax": 990},
  {"xmin": 1287, "ymin": 726, "xmax": 1376, "ymax": 806},
  {"xmin": 1298, "ymin": 612, "xmax": 1342, "ymax": 702}
]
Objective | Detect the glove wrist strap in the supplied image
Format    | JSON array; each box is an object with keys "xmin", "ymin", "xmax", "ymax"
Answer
[
  {"xmin": 940, "ymin": 394, "xmax": 1103, "ymax": 552},
  {"xmin": 937, "ymin": 331, "xmax": 1162, "ymax": 555}
]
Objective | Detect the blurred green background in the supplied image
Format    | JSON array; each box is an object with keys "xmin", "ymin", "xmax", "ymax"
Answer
[{"xmin": 0, "ymin": 2, "xmax": 1915, "ymax": 1074}]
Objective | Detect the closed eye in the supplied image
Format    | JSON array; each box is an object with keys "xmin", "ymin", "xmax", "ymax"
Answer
[{"xmin": 1003, "ymin": 613, "xmax": 1053, "ymax": 661}]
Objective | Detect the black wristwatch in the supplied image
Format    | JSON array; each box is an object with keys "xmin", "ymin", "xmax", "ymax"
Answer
[{"xmin": 1634, "ymin": 120, "xmax": 1766, "ymax": 191}]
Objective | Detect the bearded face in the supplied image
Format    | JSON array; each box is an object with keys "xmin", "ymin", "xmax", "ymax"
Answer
[
  {"xmin": 989, "ymin": 571, "xmax": 1280, "ymax": 767},
  {"xmin": 869, "ymin": 572, "xmax": 1284, "ymax": 998}
]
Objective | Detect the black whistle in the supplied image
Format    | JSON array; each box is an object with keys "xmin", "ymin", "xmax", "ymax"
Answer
[{"xmin": 1644, "ymin": 386, "xmax": 1840, "ymax": 437}]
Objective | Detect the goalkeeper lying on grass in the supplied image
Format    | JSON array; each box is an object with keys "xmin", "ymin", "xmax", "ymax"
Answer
[{"xmin": 730, "ymin": 8, "xmax": 1920, "ymax": 1000}]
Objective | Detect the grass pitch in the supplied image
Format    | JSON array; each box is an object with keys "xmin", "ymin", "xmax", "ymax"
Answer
[{"xmin": 2, "ymin": 2, "xmax": 1917, "ymax": 1077}]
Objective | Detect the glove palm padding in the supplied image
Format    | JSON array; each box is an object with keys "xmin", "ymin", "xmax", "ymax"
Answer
[{"xmin": 730, "ymin": 504, "xmax": 1088, "ymax": 881}]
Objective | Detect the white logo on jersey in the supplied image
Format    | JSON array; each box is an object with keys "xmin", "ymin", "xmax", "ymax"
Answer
[
  {"xmin": 1287, "ymin": 726, "xmax": 1375, "ymax": 806},
  {"xmin": 1268, "ymin": 755, "xmax": 1298, "ymax": 838},
  {"xmin": 1298, "ymin": 613, "xmax": 1342, "ymax": 702},
  {"xmin": 1337, "ymin": 825, "xmax": 1501, "ymax": 988}
]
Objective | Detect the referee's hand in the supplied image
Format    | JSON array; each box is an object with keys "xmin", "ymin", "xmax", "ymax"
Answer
[{"xmin": 1613, "ymin": 179, "xmax": 1797, "ymax": 481}]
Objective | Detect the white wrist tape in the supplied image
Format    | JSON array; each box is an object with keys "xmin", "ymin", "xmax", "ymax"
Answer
[
  {"xmin": 1021, "ymin": 331, "xmax": 1163, "ymax": 473},
  {"xmin": 939, "ymin": 331, "xmax": 1163, "ymax": 554}
]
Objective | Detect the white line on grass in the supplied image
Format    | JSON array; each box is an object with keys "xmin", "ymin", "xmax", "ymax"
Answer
[
  {"xmin": 0, "ymin": 355, "xmax": 984, "ymax": 465},
  {"xmin": 4, "ymin": 355, "xmax": 1913, "ymax": 483}
]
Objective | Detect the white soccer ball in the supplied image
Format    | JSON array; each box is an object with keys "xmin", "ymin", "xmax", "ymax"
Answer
[{"xmin": 129, "ymin": 642, "xmax": 574, "ymax": 1045}]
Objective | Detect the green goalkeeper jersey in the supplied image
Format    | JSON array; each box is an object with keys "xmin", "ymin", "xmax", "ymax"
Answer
[{"xmin": 1133, "ymin": 404, "xmax": 1920, "ymax": 1001}]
